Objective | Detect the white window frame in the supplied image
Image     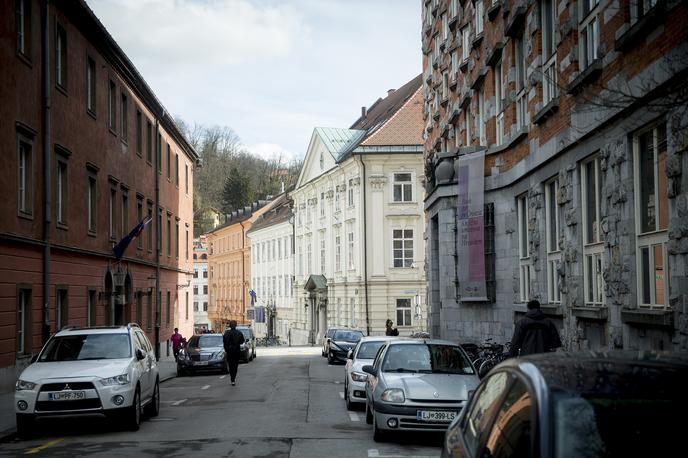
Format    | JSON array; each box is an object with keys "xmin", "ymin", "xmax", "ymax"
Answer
[
  {"xmin": 392, "ymin": 228, "xmax": 414, "ymax": 268},
  {"xmin": 347, "ymin": 231, "xmax": 355, "ymax": 270},
  {"xmin": 451, "ymin": 50, "xmax": 459, "ymax": 81},
  {"xmin": 478, "ymin": 86, "xmax": 486, "ymax": 146},
  {"xmin": 320, "ymin": 192, "xmax": 325, "ymax": 217},
  {"xmin": 545, "ymin": 178, "xmax": 561, "ymax": 304},
  {"xmin": 515, "ymin": 34, "xmax": 527, "ymax": 130},
  {"xmin": 442, "ymin": 14, "xmax": 449, "ymax": 41},
  {"xmin": 335, "ymin": 189, "xmax": 341, "ymax": 212},
  {"xmin": 465, "ymin": 106, "xmax": 471, "ymax": 146},
  {"xmin": 396, "ymin": 298, "xmax": 412, "ymax": 327},
  {"xmin": 307, "ymin": 237, "xmax": 312, "ymax": 273},
  {"xmin": 494, "ymin": 61, "xmax": 504, "ymax": 145},
  {"xmin": 320, "ymin": 237, "xmax": 326, "ymax": 275},
  {"xmin": 393, "ymin": 172, "xmax": 413, "ymax": 203},
  {"xmin": 335, "ymin": 233, "xmax": 341, "ymax": 272},
  {"xmin": 348, "ymin": 179, "xmax": 354, "ymax": 207},
  {"xmin": 541, "ymin": 0, "xmax": 558, "ymax": 105},
  {"xmin": 517, "ymin": 194, "xmax": 532, "ymax": 302},
  {"xmin": 461, "ymin": 24, "xmax": 471, "ymax": 61},
  {"xmin": 579, "ymin": 0, "xmax": 599, "ymax": 70},
  {"xmin": 634, "ymin": 122, "xmax": 669, "ymax": 309},
  {"xmin": 581, "ymin": 156, "xmax": 604, "ymax": 306},
  {"xmin": 475, "ymin": 1, "xmax": 484, "ymax": 36}
]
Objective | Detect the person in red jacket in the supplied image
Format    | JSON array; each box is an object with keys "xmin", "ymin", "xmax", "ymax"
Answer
[{"xmin": 171, "ymin": 328, "xmax": 183, "ymax": 361}]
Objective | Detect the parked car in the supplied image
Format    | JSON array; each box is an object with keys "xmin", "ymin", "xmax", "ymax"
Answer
[
  {"xmin": 441, "ymin": 351, "xmax": 688, "ymax": 458},
  {"xmin": 344, "ymin": 336, "xmax": 392, "ymax": 410},
  {"xmin": 177, "ymin": 334, "xmax": 228, "ymax": 376},
  {"xmin": 321, "ymin": 328, "xmax": 339, "ymax": 357},
  {"xmin": 326, "ymin": 329, "xmax": 365, "ymax": 364},
  {"xmin": 363, "ymin": 339, "xmax": 479, "ymax": 442},
  {"xmin": 236, "ymin": 326, "xmax": 256, "ymax": 362},
  {"xmin": 15, "ymin": 324, "xmax": 159, "ymax": 438}
]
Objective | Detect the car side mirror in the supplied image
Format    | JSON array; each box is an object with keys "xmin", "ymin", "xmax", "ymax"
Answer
[
  {"xmin": 347, "ymin": 350, "xmax": 353, "ymax": 360},
  {"xmin": 362, "ymin": 365, "xmax": 377, "ymax": 377},
  {"xmin": 136, "ymin": 349, "xmax": 146, "ymax": 361},
  {"xmin": 30, "ymin": 354, "xmax": 39, "ymax": 364}
]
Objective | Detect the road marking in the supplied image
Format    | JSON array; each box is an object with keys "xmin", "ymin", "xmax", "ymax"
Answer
[
  {"xmin": 367, "ymin": 450, "xmax": 439, "ymax": 458},
  {"xmin": 171, "ymin": 399, "xmax": 187, "ymax": 406},
  {"xmin": 24, "ymin": 438, "xmax": 64, "ymax": 455},
  {"xmin": 339, "ymin": 392, "xmax": 345, "ymax": 399},
  {"xmin": 348, "ymin": 412, "xmax": 360, "ymax": 422},
  {"xmin": 201, "ymin": 385, "xmax": 210, "ymax": 390},
  {"xmin": 150, "ymin": 417, "xmax": 175, "ymax": 422},
  {"xmin": 219, "ymin": 375, "xmax": 227, "ymax": 380}
]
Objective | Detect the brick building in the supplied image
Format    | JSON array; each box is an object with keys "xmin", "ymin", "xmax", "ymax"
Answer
[
  {"xmin": 0, "ymin": 0, "xmax": 197, "ymax": 389},
  {"xmin": 422, "ymin": 0, "xmax": 688, "ymax": 350}
]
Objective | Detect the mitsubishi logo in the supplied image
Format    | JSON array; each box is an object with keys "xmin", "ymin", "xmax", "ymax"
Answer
[
  {"xmin": 433, "ymin": 391, "xmax": 439, "ymax": 398},
  {"xmin": 64, "ymin": 384, "xmax": 71, "ymax": 391}
]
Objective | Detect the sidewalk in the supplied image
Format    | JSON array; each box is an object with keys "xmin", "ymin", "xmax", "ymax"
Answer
[{"xmin": 0, "ymin": 356, "xmax": 177, "ymax": 440}]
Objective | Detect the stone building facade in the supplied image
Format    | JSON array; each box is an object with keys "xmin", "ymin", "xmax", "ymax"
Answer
[
  {"xmin": 192, "ymin": 236, "xmax": 209, "ymax": 333},
  {"xmin": 422, "ymin": 0, "xmax": 688, "ymax": 350},
  {"xmin": 0, "ymin": 0, "xmax": 197, "ymax": 389}
]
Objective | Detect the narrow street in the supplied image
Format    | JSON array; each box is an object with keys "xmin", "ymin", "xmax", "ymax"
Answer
[{"xmin": 0, "ymin": 347, "xmax": 442, "ymax": 457}]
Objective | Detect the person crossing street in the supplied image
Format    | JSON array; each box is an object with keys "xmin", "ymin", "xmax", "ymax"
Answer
[{"xmin": 222, "ymin": 320, "xmax": 245, "ymax": 386}]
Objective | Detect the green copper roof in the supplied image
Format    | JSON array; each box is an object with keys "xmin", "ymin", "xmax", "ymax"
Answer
[{"xmin": 314, "ymin": 127, "xmax": 365, "ymax": 160}]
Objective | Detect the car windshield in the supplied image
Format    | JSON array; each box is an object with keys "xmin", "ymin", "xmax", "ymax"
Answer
[
  {"xmin": 238, "ymin": 329, "xmax": 251, "ymax": 340},
  {"xmin": 333, "ymin": 330, "xmax": 364, "ymax": 342},
  {"xmin": 357, "ymin": 341, "xmax": 386, "ymax": 359},
  {"xmin": 188, "ymin": 335, "xmax": 223, "ymax": 348},
  {"xmin": 39, "ymin": 334, "xmax": 131, "ymax": 361},
  {"xmin": 553, "ymin": 390, "xmax": 684, "ymax": 457},
  {"xmin": 382, "ymin": 343, "xmax": 474, "ymax": 374}
]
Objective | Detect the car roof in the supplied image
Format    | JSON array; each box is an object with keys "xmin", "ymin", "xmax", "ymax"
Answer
[
  {"xmin": 387, "ymin": 338, "xmax": 460, "ymax": 346},
  {"xmin": 357, "ymin": 336, "xmax": 396, "ymax": 343},
  {"xmin": 54, "ymin": 326, "xmax": 131, "ymax": 336},
  {"xmin": 192, "ymin": 333, "xmax": 223, "ymax": 337},
  {"xmin": 498, "ymin": 351, "xmax": 688, "ymax": 395}
]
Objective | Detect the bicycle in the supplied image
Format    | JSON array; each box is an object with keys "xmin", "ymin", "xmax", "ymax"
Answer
[{"xmin": 477, "ymin": 342, "xmax": 511, "ymax": 378}]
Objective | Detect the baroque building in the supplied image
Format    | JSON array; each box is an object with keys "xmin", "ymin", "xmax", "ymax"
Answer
[
  {"xmin": 192, "ymin": 236, "xmax": 210, "ymax": 333},
  {"xmin": 422, "ymin": 0, "xmax": 688, "ymax": 350}
]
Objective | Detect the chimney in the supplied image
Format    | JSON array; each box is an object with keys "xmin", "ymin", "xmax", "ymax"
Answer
[
  {"xmin": 387, "ymin": 88, "xmax": 396, "ymax": 95},
  {"xmin": 361, "ymin": 106, "xmax": 367, "ymax": 118}
]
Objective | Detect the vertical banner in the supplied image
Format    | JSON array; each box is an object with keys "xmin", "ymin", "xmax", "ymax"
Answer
[
  {"xmin": 255, "ymin": 306, "xmax": 265, "ymax": 323},
  {"xmin": 457, "ymin": 151, "xmax": 487, "ymax": 301}
]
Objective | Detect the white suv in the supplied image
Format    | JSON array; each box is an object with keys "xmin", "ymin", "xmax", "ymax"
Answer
[{"xmin": 15, "ymin": 324, "xmax": 159, "ymax": 437}]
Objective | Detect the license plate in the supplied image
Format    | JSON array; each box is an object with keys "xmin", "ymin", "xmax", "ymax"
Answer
[
  {"xmin": 194, "ymin": 361, "xmax": 209, "ymax": 366},
  {"xmin": 416, "ymin": 410, "xmax": 457, "ymax": 422},
  {"xmin": 48, "ymin": 391, "xmax": 85, "ymax": 401}
]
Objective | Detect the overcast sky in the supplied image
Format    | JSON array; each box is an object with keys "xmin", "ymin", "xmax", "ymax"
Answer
[{"xmin": 86, "ymin": 0, "xmax": 422, "ymax": 161}]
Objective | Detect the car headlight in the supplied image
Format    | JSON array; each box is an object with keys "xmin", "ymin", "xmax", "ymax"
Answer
[
  {"xmin": 381, "ymin": 388, "xmax": 405, "ymax": 403},
  {"xmin": 351, "ymin": 371, "xmax": 368, "ymax": 382},
  {"xmin": 16, "ymin": 380, "xmax": 36, "ymax": 391},
  {"xmin": 100, "ymin": 374, "xmax": 130, "ymax": 386},
  {"xmin": 212, "ymin": 351, "xmax": 226, "ymax": 360}
]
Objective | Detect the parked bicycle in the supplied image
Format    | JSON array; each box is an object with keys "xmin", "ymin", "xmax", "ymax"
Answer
[
  {"xmin": 257, "ymin": 335, "xmax": 283, "ymax": 347},
  {"xmin": 460, "ymin": 339, "xmax": 511, "ymax": 378}
]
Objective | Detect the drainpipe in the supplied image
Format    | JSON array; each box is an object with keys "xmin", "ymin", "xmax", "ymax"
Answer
[
  {"xmin": 41, "ymin": 0, "xmax": 52, "ymax": 345},
  {"xmin": 356, "ymin": 154, "xmax": 371, "ymax": 336},
  {"xmin": 239, "ymin": 220, "xmax": 246, "ymax": 324},
  {"xmin": 154, "ymin": 117, "xmax": 160, "ymax": 360}
]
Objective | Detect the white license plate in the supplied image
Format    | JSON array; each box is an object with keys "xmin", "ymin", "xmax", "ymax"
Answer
[
  {"xmin": 194, "ymin": 361, "xmax": 209, "ymax": 366},
  {"xmin": 416, "ymin": 410, "xmax": 457, "ymax": 422},
  {"xmin": 48, "ymin": 391, "xmax": 85, "ymax": 401}
]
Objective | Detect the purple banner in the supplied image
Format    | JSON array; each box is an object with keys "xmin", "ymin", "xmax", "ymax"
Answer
[{"xmin": 456, "ymin": 151, "xmax": 487, "ymax": 301}]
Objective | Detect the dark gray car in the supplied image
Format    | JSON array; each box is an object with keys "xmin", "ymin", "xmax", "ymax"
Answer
[{"xmin": 176, "ymin": 334, "xmax": 228, "ymax": 376}]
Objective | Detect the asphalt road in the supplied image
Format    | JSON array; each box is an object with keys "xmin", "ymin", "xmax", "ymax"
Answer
[{"xmin": 0, "ymin": 347, "xmax": 443, "ymax": 457}]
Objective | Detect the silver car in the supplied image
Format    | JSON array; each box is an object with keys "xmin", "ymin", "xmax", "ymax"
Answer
[
  {"xmin": 344, "ymin": 336, "xmax": 392, "ymax": 410},
  {"xmin": 362, "ymin": 339, "xmax": 480, "ymax": 442}
]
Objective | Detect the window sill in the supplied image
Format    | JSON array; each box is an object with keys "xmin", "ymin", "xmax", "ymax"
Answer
[
  {"xmin": 472, "ymin": 33, "xmax": 484, "ymax": 49},
  {"xmin": 614, "ymin": 3, "xmax": 667, "ymax": 52},
  {"xmin": 513, "ymin": 304, "xmax": 563, "ymax": 317},
  {"xmin": 16, "ymin": 51, "xmax": 33, "ymax": 68},
  {"xmin": 121, "ymin": 138, "xmax": 129, "ymax": 147},
  {"xmin": 56, "ymin": 222, "xmax": 69, "ymax": 231},
  {"xmin": 18, "ymin": 212, "xmax": 34, "ymax": 221},
  {"xmin": 485, "ymin": 126, "xmax": 528, "ymax": 156},
  {"xmin": 108, "ymin": 126, "xmax": 118, "ymax": 137},
  {"xmin": 532, "ymin": 99, "xmax": 559, "ymax": 125},
  {"xmin": 567, "ymin": 59, "xmax": 603, "ymax": 94},
  {"xmin": 487, "ymin": 2, "xmax": 501, "ymax": 21},
  {"xmin": 88, "ymin": 230, "xmax": 97, "ymax": 238},
  {"xmin": 621, "ymin": 308, "xmax": 674, "ymax": 327},
  {"xmin": 87, "ymin": 109, "xmax": 97, "ymax": 121},
  {"xmin": 571, "ymin": 306, "xmax": 608, "ymax": 321},
  {"xmin": 56, "ymin": 84, "xmax": 68, "ymax": 97},
  {"xmin": 459, "ymin": 59, "xmax": 469, "ymax": 73},
  {"xmin": 504, "ymin": 5, "xmax": 527, "ymax": 37}
]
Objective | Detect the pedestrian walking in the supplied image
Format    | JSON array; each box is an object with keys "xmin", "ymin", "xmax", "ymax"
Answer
[
  {"xmin": 385, "ymin": 319, "xmax": 399, "ymax": 336},
  {"xmin": 171, "ymin": 328, "xmax": 183, "ymax": 361},
  {"xmin": 222, "ymin": 320, "xmax": 245, "ymax": 386},
  {"xmin": 509, "ymin": 299, "xmax": 562, "ymax": 357}
]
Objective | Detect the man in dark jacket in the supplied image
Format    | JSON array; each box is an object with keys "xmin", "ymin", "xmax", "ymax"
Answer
[
  {"xmin": 509, "ymin": 300, "xmax": 562, "ymax": 357},
  {"xmin": 222, "ymin": 320, "xmax": 245, "ymax": 386}
]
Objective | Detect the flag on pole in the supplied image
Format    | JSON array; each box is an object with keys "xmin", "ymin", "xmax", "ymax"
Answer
[
  {"xmin": 112, "ymin": 216, "xmax": 153, "ymax": 260},
  {"xmin": 249, "ymin": 289, "xmax": 257, "ymax": 306}
]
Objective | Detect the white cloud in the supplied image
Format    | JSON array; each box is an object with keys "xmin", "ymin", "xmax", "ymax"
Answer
[{"xmin": 245, "ymin": 142, "xmax": 301, "ymax": 162}]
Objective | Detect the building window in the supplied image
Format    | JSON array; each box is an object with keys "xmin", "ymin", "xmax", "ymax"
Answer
[
  {"xmin": 193, "ymin": 285, "xmax": 198, "ymax": 295},
  {"xmin": 185, "ymin": 292, "xmax": 189, "ymax": 320},
  {"xmin": 185, "ymin": 164, "xmax": 189, "ymax": 194},
  {"xmin": 633, "ymin": 0, "xmax": 659, "ymax": 22},
  {"xmin": 166, "ymin": 290, "xmax": 171, "ymax": 324},
  {"xmin": 335, "ymin": 233, "xmax": 341, "ymax": 272},
  {"xmin": 579, "ymin": 0, "xmax": 599, "ymax": 70},
  {"xmin": 147, "ymin": 203, "xmax": 153, "ymax": 252},
  {"xmin": 108, "ymin": 79, "xmax": 117, "ymax": 132},
  {"xmin": 17, "ymin": 135, "xmax": 33, "ymax": 217},
  {"xmin": 348, "ymin": 179, "xmax": 354, "ymax": 207},
  {"xmin": 541, "ymin": 0, "xmax": 558, "ymax": 105},
  {"xmin": 17, "ymin": 287, "xmax": 31, "ymax": 354},
  {"xmin": 393, "ymin": 173, "xmax": 413, "ymax": 202},
  {"xmin": 146, "ymin": 290, "xmax": 153, "ymax": 330},
  {"xmin": 494, "ymin": 61, "xmax": 504, "ymax": 145},
  {"xmin": 396, "ymin": 298, "xmax": 412, "ymax": 327},
  {"xmin": 203, "ymin": 270, "xmax": 208, "ymax": 279},
  {"xmin": 581, "ymin": 156, "xmax": 604, "ymax": 306},
  {"xmin": 517, "ymin": 194, "xmax": 531, "ymax": 302},
  {"xmin": 109, "ymin": 186, "xmax": 117, "ymax": 240},
  {"xmin": 442, "ymin": 13, "xmax": 448, "ymax": 41},
  {"xmin": 175, "ymin": 154, "xmax": 179, "ymax": 186},
  {"xmin": 451, "ymin": 50, "xmax": 459, "ymax": 81},
  {"xmin": 87, "ymin": 288, "xmax": 97, "ymax": 327},
  {"xmin": 87, "ymin": 174, "xmax": 96, "ymax": 234},
  {"xmin": 55, "ymin": 23, "xmax": 67, "ymax": 90},
  {"xmin": 120, "ymin": 92, "xmax": 128, "ymax": 141},
  {"xmin": 157, "ymin": 133, "xmax": 162, "ymax": 174},
  {"xmin": 515, "ymin": 34, "xmax": 527, "ymax": 130},
  {"xmin": 166, "ymin": 213, "xmax": 172, "ymax": 257},
  {"xmin": 461, "ymin": 24, "xmax": 471, "ymax": 61},
  {"xmin": 545, "ymin": 178, "xmax": 561, "ymax": 304},
  {"xmin": 478, "ymin": 86, "xmax": 486, "ymax": 146},
  {"xmin": 320, "ymin": 238, "xmax": 326, "ymax": 274},
  {"xmin": 319, "ymin": 152, "xmax": 324, "ymax": 170},
  {"xmin": 307, "ymin": 238, "xmax": 312, "ymax": 273},
  {"xmin": 475, "ymin": 1, "xmax": 484, "ymax": 36},
  {"xmin": 135, "ymin": 109, "xmax": 142, "ymax": 155},
  {"xmin": 335, "ymin": 189, "xmax": 341, "ymax": 212},
  {"xmin": 185, "ymin": 227, "xmax": 189, "ymax": 260},
  {"xmin": 121, "ymin": 191, "xmax": 128, "ymax": 239},
  {"xmin": 158, "ymin": 208, "xmax": 163, "ymax": 252},
  {"xmin": 320, "ymin": 192, "xmax": 325, "ymax": 217},
  {"xmin": 634, "ymin": 122, "xmax": 668, "ymax": 309},
  {"xmin": 348, "ymin": 231, "xmax": 355, "ymax": 269},
  {"xmin": 146, "ymin": 120, "xmax": 152, "ymax": 164},
  {"xmin": 194, "ymin": 301, "xmax": 199, "ymax": 312},
  {"xmin": 136, "ymin": 197, "xmax": 143, "ymax": 249},
  {"xmin": 56, "ymin": 287, "xmax": 68, "ymax": 330},
  {"xmin": 87, "ymin": 57, "xmax": 96, "ymax": 114},
  {"xmin": 166, "ymin": 143, "xmax": 171, "ymax": 180},
  {"xmin": 16, "ymin": 0, "xmax": 32, "ymax": 59},
  {"xmin": 175, "ymin": 220, "xmax": 179, "ymax": 259},
  {"xmin": 465, "ymin": 106, "xmax": 471, "ymax": 146},
  {"xmin": 392, "ymin": 229, "xmax": 413, "ymax": 268},
  {"xmin": 203, "ymin": 302, "xmax": 208, "ymax": 312},
  {"xmin": 298, "ymin": 242, "xmax": 303, "ymax": 276}
]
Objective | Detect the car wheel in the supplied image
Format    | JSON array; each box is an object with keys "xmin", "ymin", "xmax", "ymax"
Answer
[
  {"xmin": 373, "ymin": 410, "xmax": 386, "ymax": 442},
  {"xmin": 144, "ymin": 379, "xmax": 160, "ymax": 417},
  {"xmin": 327, "ymin": 351, "xmax": 334, "ymax": 364},
  {"xmin": 365, "ymin": 402, "xmax": 373, "ymax": 425},
  {"xmin": 176, "ymin": 365, "xmax": 185, "ymax": 377},
  {"xmin": 16, "ymin": 414, "xmax": 35, "ymax": 440},
  {"xmin": 345, "ymin": 385, "xmax": 354, "ymax": 411},
  {"xmin": 127, "ymin": 387, "xmax": 141, "ymax": 431}
]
